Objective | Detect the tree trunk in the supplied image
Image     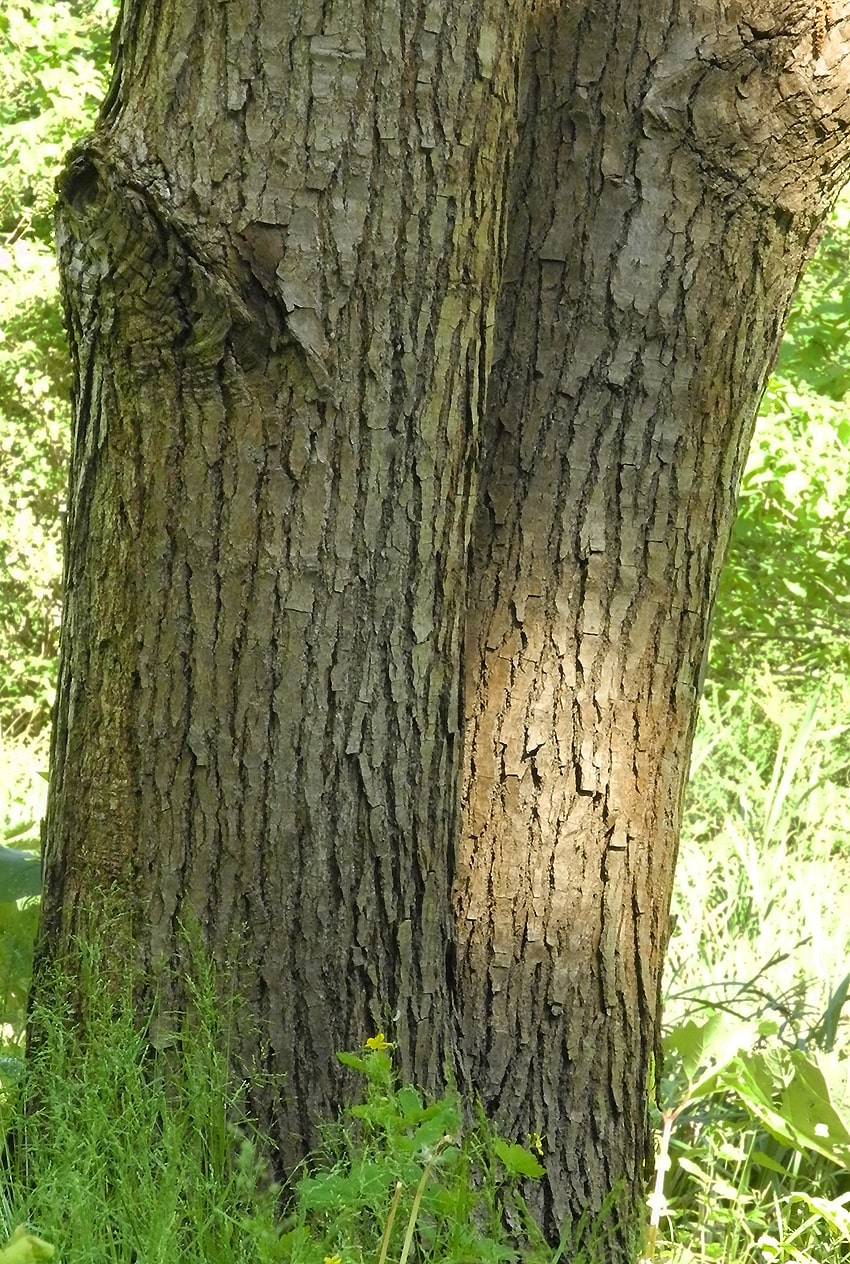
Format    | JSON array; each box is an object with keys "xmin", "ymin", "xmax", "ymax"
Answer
[
  {"xmin": 454, "ymin": 2, "xmax": 850, "ymax": 1244},
  {"xmin": 44, "ymin": 0, "xmax": 524, "ymax": 1162},
  {"xmin": 38, "ymin": 0, "xmax": 850, "ymax": 1255}
]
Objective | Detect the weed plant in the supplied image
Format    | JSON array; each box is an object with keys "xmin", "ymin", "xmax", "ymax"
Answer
[
  {"xmin": 655, "ymin": 671, "xmax": 850, "ymax": 1264},
  {"xmin": 1, "ymin": 940, "xmax": 561, "ymax": 1264}
]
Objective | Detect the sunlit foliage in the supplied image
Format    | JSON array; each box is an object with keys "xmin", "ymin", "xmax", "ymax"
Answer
[
  {"xmin": 711, "ymin": 198, "xmax": 850, "ymax": 689},
  {"xmin": 0, "ymin": 0, "xmax": 115, "ymax": 734}
]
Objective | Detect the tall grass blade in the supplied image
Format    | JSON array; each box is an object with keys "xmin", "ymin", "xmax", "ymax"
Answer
[
  {"xmin": 762, "ymin": 688, "xmax": 821, "ymax": 846},
  {"xmin": 376, "ymin": 1181, "xmax": 402, "ymax": 1264},
  {"xmin": 812, "ymin": 972, "xmax": 850, "ymax": 1053}
]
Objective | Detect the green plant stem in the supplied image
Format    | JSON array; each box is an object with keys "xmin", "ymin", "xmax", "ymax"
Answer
[
  {"xmin": 376, "ymin": 1181, "xmax": 402, "ymax": 1264},
  {"xmin": 398, "ymin": 1140, "xmax": 449, "ymax": 1264},
  {"xmin": 643, "ymin": 1111, "xmax": 676, "ymax": 1264}
]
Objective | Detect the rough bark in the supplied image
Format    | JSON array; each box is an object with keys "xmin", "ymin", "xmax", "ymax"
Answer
[
  {"xmin": 37, "ymin": 0, "xmax": 850, "ymax": 1256},
  {"xmin": 455, "ymin": 0, "xmax": 850, "ymax": 1247},
  {"xmin": 43, "ymin": 0, "xmax": 524, "ymax": 1162}
]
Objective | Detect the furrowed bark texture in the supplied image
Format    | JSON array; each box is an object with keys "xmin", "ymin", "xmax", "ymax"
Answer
[
  {"xmin": 455, "ymin": 0, "xmax": 850, "ymax": 1247},
  {"xmin": 43, "ymin": 0, "xmax": 523, "ymax": 1161},
  {"xmin": 38, "ymin": 0, "xmax": 850, "ymax": 1254}
]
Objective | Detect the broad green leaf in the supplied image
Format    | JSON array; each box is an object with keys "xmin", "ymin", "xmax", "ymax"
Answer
[
  {"xmin": 720, "ymin": 1051, "xmax": 800, "ymax": 1149},
  {"xmin": 749, "ymin": 1149, "xmax": 790, "ymax": 1176},
  {"xmin": 410, "ymin": 1115, "xmax": 452, "ymax": 1155},
  {"xmin": 785, "ymin": 1191, "xmax": 850, "ymax": 1238},
  {"xmin": 0, "ymin": 1226, "xmax": 54, "ymax": 1263},
  {"xmin": 396, "ymin": 1084, "xmax": 424, "ymax": 1122},
  {"xmin": 492, "ymin": 1138, "xmax": 545, "ymax": 1178},
  {"xmin": 719, "ymin": 1048, "xmax": 850, "ymax": 1170},
  {"xmin": 3, "ymin": 819, "xmax": 36, "ymax": 842},
  {"xmin": 336, "ymin": 1051, "xmax": 369, "ymax": 1074},
  {"xmin": 0, "ymin": 845, "xmax": 41, "ymax": 901},
  {"xmin": 663, "ymin": 1011, "xmax": 756, "ymax": 1101},
  {"xmin": 676, "ymin": 1155, "xmax": 710, "ymax": 1182},
  {"xmin": 779, "ymin": 1049, "xmax": 850, "ymax": 1169},
  {"xmin": 0, "ymin": 1055, "xmax": 24, "ymax": 1083}
]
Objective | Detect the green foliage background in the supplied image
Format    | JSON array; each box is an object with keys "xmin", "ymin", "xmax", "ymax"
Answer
[
  {"xmin": 2, "ymin": 0, "xmax": 850, "ymax": 729},
  {"xmin": 2, "ymin": 2, "xmax": 850, "ymax": 732},
  {"xmin": 710, "ymin": 204, "xmax": 850, "ymax": 687},
  {"xmin": 0, "ymin": 0, "xmax": 114, "ymax": 735}
]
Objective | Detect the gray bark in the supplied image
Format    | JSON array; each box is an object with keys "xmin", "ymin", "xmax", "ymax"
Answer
[{"xmin": 45, "ymin": 0, "xmax": 524, "ymax": 1159}]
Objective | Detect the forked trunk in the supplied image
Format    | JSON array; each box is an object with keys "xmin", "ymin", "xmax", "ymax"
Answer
[{"xmin": 38, "ymin": 0, "xmax": 850, "ymax": 1255}]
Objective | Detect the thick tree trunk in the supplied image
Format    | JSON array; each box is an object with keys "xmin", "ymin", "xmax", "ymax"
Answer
[
  {"xmin": 38, "ymin": 0, "xmax": 850, "ymax": 1255},
  {"xmin": 43, "ymin": 0, "xmax": 523, "ymax": 1163},
  {"xmin": 455, "ymin": 2, "xmax": 850, "ymax": 1247}
]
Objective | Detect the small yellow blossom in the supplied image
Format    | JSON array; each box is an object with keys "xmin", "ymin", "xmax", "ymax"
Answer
[
  {"xmin": 323, "ymin": 1256, "xmax": 343, "ymax": 1264},
  {"xmin": 527, "ymin": 1131, "xmax": 545, "ymax": 1156},
  {"xmin": 365, "ymin": 1032, "xmax": 393, "ymax": 1051}
]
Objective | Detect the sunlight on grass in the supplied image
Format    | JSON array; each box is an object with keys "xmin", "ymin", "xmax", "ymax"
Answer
[
  {"xmin": 669, "ymin": 671, "xmax": 850, "ymax": 1025},
  {"xmin": 1, "ymin": 942, "xmax": 562, "ymax": 1264},
  {"xmin": 656, "ymin": 671, "xmax": 850, "ymax": 1264}
]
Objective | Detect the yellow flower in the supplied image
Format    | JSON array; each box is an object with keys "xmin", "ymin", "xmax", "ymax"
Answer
[
  {"xmin": 364, "ymin": 1032, "xmax": 393, "ymax": 1051},
  {"xmin": 323, "ymin": 1256, "xmax": 343, "ymax": 1264}
]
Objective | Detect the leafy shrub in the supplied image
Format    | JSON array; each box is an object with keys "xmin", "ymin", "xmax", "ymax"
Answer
[
  {"xmin": 0, "ymin": 257, "xmax": 67, "ymax": 733},
  {"xmin": 711, "ymin": 382, "xmax": 850, "ymax": 688},
  {"xmin": 0, "ymin": 1, "xmax": 114, "ymax": 237},
  {"xmin": 708, "ymin": 193, "xmax": 850, "ymax": 692},
  {"xmin": 776, "ymin": 201, "xmax": 850, "ymax": 401},
  {"xmin": 0, "ymin": 0, "xmax": 116, "ymax": 734}
]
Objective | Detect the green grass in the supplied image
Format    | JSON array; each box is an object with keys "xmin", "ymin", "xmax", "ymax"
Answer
[
  {"xmin": 667, "ymin": 669, "xmax": 850, "ymax": 1035},
  {"xmin": 1, "ymin": 939, "xmax": 564, "ymax": 1264},
  {"xmin": 3, "ymin": 943, "xmax": 281, "ymax": 1263},
  {"xmin": 655, "ymin": 670, "xmax": 850, "ymax": 1264}
]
